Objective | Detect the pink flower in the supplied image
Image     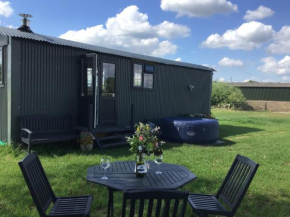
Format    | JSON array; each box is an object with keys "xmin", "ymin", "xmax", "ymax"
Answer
[{"xmin": 139, "ymin": 136, "xmax": 144, "ymax": 141}]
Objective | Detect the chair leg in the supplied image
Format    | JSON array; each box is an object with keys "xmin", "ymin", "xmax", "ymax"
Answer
[
  {"xmin": 107, "ymin": 188, "xmax": 114, "ymax": 217},
  {"xmin": 195, "ymin": 209, "xmax": 209, "ymax": 217}
]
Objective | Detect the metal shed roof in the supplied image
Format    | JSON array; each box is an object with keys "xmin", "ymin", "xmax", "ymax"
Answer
[
  {"xmin": 231, "ymin": 82, "xmax": 290, "ymax": 88},
  {"xmin": 0, "ymin": 26, "xmax": 212, "ymax": 72}
]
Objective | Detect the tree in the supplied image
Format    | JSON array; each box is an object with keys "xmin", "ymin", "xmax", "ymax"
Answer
[
  {"xmin": 247, "ymin": 80, "xmax": 258, "ymax": 83},
  {"xmin": 211, "ymin": 81, "xmax": 246, "ymax": 107}
]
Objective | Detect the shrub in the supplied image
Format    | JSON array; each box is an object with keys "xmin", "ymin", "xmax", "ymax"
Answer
[{"xmin": 211, "ymin": 82, "xmax": 247, "ymax": 107}]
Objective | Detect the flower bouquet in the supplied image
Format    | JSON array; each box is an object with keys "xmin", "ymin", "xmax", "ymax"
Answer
[
  {"xmin": 126, "ymin": 122, "xmax": 164, "ymax": 156},
  {"xmin": 126, "ymin": 123, "xmax": 164, "ymax": 177}
]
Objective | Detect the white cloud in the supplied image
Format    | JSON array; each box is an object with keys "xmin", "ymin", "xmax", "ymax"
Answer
[
  {"xmin": 202, "ymin": 21, "xmax": 274, "ymax": 50},
  {"xmin": 219, "ymin": 57, "xmax": 243, "ymax": 67},
  {"xmin": 244, "ymin": 6, "xmax": 274, "ymax": 21},
  {"xmin": 219, "ymin": 77, "xmax": 225, "ymax": 82},
  {"xmin": 202, "ymin": 64, "xmax": 216, "ymax": 69},
  {"xmin": 261, "ymin": 79, "xmax": 271, "ymax": 83},
  {"xmin": 160, "ymin": 0, "xmax": 238, "ymax": 17},
  {"xmin": 258, "ymin": 56, "xmax": 290, "ymax": 75},
  {"xmin": 6, "ymin": 24, "xmax": 16, "ymax": 29},
  {"xmin": 282, "ymin": 76, "xmax": 290, "ymax": 81},
  {"xmin": 60, "ymin": 5, "xmax": 188, "ymax": 57},
  {"xmin": 243, "ymin": 79, "xmax": 250, "ymax": 82},
  {"xmin": 175, "ymin": 57, "xmax": 181, "ymax": 61},
  {"xmin": 151, "ymin": 40, "xmax": 178, "ymax": 57},
  {"xmin": 0, "ymin": 1, "xmax": 13, "ymax": 17},
  {"xmin": 153, "ymin": 21, "xmax": 190, "ymax": 39},
  {"xmin": 267, "ymin": 26, "xmax": 290, "ymax": 54}
]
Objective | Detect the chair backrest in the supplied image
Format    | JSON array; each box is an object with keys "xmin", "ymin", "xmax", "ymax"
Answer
[
  {"xmin": 121, "ymin": 189, "xmax": 189, "ymax": 217},
  {"xmin": 216, "ymin": 154, "xmax": 259, "ymax": 215},
  {"xmin": 20, "ymin": 115, "xmax": 76, "ymax": 132},
  {"xmin": 18, "ymin": 152, "xmax": 56, "ymax": 217}
]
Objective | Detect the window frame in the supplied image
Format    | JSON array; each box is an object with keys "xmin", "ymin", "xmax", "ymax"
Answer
[
  {"xmin": 132, "ymin": 61, "xmax": 155, "ymax": 90},
  {"xmin": 0, "ymin": 46, "xmax": 4, "ymax": 86},
  {"xmin": 143, "ymin": 72, "xmax": 154, "ymax": 90},
  {"xmin": 100, "ymin": 59, "xmax": 118, "ymax": 97},
  {"xmin": 100, "ymin": 61, "xmax": 117, "ymax": 97},
  {"xmin": 133, "ymin": 63, "xmax": 143, "ymax": 89}
]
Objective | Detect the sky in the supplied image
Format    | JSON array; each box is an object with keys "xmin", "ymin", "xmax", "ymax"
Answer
[{"xmin": 1, "ymin": 0, "xmax": 290, "ymax": 83}]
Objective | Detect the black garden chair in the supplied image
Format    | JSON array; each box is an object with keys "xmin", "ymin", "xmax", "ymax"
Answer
[
  {"xmin": 121, "ymin": 189, "xmax": 189, "ymax": 217},
  {"xmin": 188, "ymin": 154, "xmax": 259, "ymax": 217},
  {"xmin": 18, "ymin": 152, "xmax": 93, "ymax": 217}
]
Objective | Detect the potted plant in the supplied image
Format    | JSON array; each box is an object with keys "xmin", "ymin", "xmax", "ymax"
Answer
[
  {"xmin": 79, "ymin": 132, "xmax": 94, "ymax": 152},
  {"xmin": 126, "ymin": 123, "xmax": 164, "ymax": 176}
]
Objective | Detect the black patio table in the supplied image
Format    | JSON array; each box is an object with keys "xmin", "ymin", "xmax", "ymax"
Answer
[{"xmin": 86, "ymin": 161, "xmax": 197, "ymax": 217}]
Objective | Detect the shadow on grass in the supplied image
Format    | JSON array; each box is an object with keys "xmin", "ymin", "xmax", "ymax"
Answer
[
  {"xmin": 17, "ymin": 124, "xmax": 263, "ymax": 157},
  {"xmin": 160, "ymin": 138, "xmax": 237, "ymax": 149},
  {"xmin": 220, "ymin": 125, "xmax": 263, "ymax": 138},
  {"xmin": 158, "ymin": 125, "xmax": 262, "ymax": 148},
  {"xmin": 24, "ymin": 141, "xmax": 133, "ymax": 158}
]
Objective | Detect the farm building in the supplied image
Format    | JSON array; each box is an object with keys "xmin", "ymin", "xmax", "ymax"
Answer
[
  {"xmin": 232, "ymin": 83, "xmax": 290, "ymax": 112},
  {"xmin": 0, "ymin": 17, "xmax": 213, "ymax": 145}
]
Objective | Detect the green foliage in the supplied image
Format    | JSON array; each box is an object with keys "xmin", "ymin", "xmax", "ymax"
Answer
[
  {"xmin": 247, "ymin": 80, "xmax": 259, "ymax": 83},
  {"xmin": 211, "ymin": 82, "xmax": 247, "ymax": 106}
]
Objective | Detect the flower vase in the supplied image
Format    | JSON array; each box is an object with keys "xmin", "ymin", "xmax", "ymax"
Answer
[
  {"xmin": 80, "ymin": 144, "xmax": 93, "ymax": 152},
  {"xmin": 135, "ymin": 153, "xmax": 148, "ymax": 177}
]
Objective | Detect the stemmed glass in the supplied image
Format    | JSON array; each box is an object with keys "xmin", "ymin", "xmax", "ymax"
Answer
[
  {"xmin": 100, "ymin": 158, "xmax": 110, "ymax": 180},
  {"xmin": 154, "ymin": 155, "xmax": 163, "ymax": 175}
]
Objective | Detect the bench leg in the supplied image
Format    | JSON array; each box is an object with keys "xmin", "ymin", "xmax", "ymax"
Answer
[{"xmin": 28, "ymin": 141, "xmax": 32, "ymax": 154}]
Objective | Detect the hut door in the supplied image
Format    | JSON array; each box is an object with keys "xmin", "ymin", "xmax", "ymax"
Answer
[
  {"xmin": 78, "ymin": 54, "xmax": 98, "ymax": 130},
  {"xmin": 99, "ymin": 60, "xmax": 117, "ymax": 125}
]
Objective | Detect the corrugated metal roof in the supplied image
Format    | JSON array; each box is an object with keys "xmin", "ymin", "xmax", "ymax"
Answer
[
  {"xmin": 0, "ymin": 26, "xmax": 212, "ymax": 72},
  {"xmin": 232, "ymin": 82, "xmax": 290, "ymax": 88}
]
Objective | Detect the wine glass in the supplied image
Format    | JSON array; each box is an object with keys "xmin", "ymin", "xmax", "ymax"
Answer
[
  {"xmin": 100, "ymin": 158, "xmax": 110, "ymax": 180},
  {"xmin": 154, "ymin": 155, "xmax": 163, "ymax": 175}
]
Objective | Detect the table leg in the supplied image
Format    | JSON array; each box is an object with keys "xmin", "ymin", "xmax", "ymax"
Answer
[{"xmin": 107, "ymin": 188, "xmax": 114, "ymax": 217}]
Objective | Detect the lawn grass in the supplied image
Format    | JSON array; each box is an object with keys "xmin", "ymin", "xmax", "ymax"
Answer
[{"xmin": 0, "ymin": 109, "xmax": 289, "ymax": 217}]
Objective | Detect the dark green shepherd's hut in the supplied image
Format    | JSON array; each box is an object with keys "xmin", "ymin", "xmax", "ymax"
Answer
[{"xmin": 0, "ymin": 17, "xmax": 213, "ymax": 145}]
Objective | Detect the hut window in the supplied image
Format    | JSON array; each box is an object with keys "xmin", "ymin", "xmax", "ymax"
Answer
[
  {"xmin": 145, "ymin": 64, "xmax": 155, "ymax": 72},
  {"xmin": 144, "ymin": 73, "xmax": 153, "ymax": 89},
  {"xmin": 0, "ymin": 47, "xmax": 2, "ymax": 84},
  {"xmin": 87, "ymin": 68, "xmax": 93, "ymax": 95},
  {"xmin": 102, "ymin": 62, "xmax": 116, "ymax": 97},
  {"xmin": 133, "ymin": 64, "xmax": 142, "ymax": 87}
]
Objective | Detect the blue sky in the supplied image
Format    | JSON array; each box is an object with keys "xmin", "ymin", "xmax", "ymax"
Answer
[{"xmin": 1, "ymin": 0, "xmax": 290, "ymax": 82}]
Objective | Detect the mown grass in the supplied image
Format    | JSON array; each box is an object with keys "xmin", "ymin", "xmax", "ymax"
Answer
[{"xmin": 0, "ymin": 109, "xmax": 289, "ymax": 217}]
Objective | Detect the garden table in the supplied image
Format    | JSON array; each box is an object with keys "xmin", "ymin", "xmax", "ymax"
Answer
[{"xmin": 86, "ymin": 161, "xmax": 197, "ymax": 217}]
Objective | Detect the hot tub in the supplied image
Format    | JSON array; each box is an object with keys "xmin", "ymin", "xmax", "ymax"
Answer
[{"xmin": 160, "ymin": 117, "xmax": 219, "ymax": 144}]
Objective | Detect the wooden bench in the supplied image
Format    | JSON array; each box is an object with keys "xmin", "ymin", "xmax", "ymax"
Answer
[{"xmin": 20, "ymin": 115, "xmax": 80, "ymax": 153}]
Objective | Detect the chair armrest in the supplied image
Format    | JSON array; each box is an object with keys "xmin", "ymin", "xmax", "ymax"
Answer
[
  {"xmin": 21, "ymin": 128, "xmax": 33, "ymax": 137},
  {"xmin": 21, "ymin": 128, "xmax": 34, "ymax": 154},
  {"xmin": 21, "ymin": 128, "xmax": 33, "ymax": 134}
]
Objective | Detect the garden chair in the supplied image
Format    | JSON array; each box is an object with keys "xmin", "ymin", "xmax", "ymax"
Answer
[
  {"xmin": 121, "ymin": 189, "xmax": 189, "ymax": 217},
  {"xmin": 18, "ymin": 152, "xmax": 93, "ymax": 217},
  {"xmin": 188, "ymin": 154, "xmax": 259, "ymax": 217}
]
